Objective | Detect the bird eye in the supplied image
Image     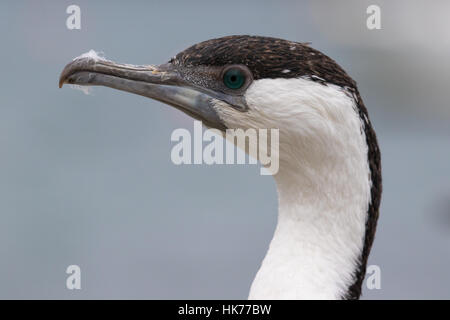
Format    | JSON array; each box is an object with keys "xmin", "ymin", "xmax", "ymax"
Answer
[{"xmin": 223, "ymin": 68, "xmax": 246, "ymax": 89}]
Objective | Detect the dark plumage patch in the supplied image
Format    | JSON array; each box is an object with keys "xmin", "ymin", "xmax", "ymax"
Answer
[
  {"xmin": 171, "ymin": 35, "xmax": 357, "ymax": 89},
  {"xmin": 344, "ymin": 90, "xmax": 382, "ymax": 300},
  {"xmin": 173, "ymin": 35, "xmax": 382, "ymax": 300}
]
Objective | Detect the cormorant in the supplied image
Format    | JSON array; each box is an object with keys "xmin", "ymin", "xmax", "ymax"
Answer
[{"xmin": 59, "ymin": 35, "xmax": 382, "ymax": 300}]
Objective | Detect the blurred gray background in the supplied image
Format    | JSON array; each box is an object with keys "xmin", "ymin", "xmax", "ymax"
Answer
[{"xmin": 0, "ymin": 0, "xmax": 449, "ymax": 299}]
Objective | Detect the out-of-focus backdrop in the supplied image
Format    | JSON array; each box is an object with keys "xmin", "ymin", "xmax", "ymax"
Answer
[{"xmin": 0, "ymin": 0, "xmax": 449, "ymax": 299}]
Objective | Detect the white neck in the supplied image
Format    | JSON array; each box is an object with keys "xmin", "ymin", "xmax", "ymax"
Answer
[
  {"xmin": 249, "ymin": 162, "xmax": 370, "ymax": 299},
  {"xmin": 213, "ymin": 77, "xmax": 372, "ymax": 299},
  {"xmin": 237, "ymin": 78, "xmax": 371, "ymax": 299}
]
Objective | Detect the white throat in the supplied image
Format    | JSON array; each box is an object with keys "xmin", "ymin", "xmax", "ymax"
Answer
[
  {"xmin": 249, "ymin": 163, "xmax": 370, "ymax": 299},
  {"xmin": 214, "ymin": 77, "xmax": 372, "ymax": 299}
]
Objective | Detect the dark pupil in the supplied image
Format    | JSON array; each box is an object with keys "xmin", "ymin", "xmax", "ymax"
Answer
[{"xmin": 224, "ymin": 69, "xmax": 245, "ymax": 89}]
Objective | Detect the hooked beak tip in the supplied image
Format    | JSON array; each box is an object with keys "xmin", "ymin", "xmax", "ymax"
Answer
[{"xmin": 58, "ymin": 66, "xmax": 68, "ymax": 88}]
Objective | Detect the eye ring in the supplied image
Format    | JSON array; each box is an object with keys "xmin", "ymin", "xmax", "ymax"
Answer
[{"xmin": 222, "ymin": 65, "xmax": 252, "ymax": 90}]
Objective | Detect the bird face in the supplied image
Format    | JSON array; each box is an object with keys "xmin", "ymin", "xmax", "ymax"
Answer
[
  {"xmin": 59, "ymin": 44, "xmax": 258, "ymax": 132},
  {"xmin": 59, "ymin": 36, "xmax": 360, "ymax": 158}
]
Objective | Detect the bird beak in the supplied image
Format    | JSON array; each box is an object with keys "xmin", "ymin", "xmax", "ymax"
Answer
[{"xmin": 59, "ymin": 55, "xmax": 226, "ymax": 130}]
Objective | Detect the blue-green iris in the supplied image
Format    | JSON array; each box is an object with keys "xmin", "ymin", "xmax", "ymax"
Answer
[{"xmin": 223, "ymin": 68, "xmax": 245, "ymax": 89}]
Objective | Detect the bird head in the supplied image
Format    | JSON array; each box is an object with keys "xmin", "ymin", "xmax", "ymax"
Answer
[{"xmin": 59, "ymin": 35, "xmax": 365, "ymax": 175}]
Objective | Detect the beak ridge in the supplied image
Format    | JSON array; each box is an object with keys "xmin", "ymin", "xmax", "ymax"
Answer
[{"xmin": 59, "ymin": 57, "xmax": 172, "ymax": 88}]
